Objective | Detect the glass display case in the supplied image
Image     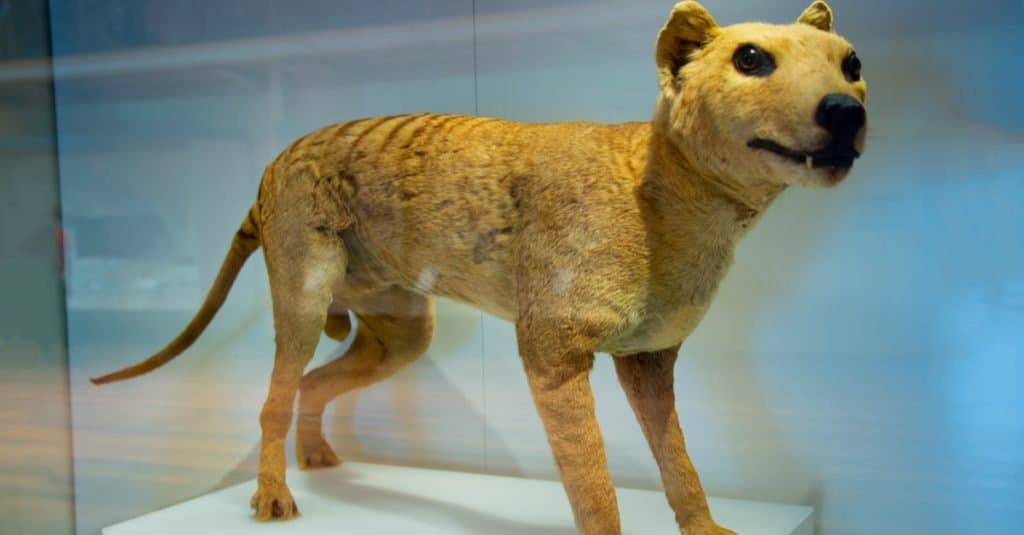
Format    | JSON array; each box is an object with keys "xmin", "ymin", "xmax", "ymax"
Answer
[{"xmin": 1, "ymin": 1, "xmax": 1022, "ymax": 534}]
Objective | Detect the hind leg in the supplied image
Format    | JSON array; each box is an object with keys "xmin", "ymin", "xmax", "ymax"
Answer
[
  {"xmin": 251, "ymin": 226, "xmax": 345, "ymax": 520},
  {"xmin": 323, "ymin": 301, "xmax": 352, "ymax": 342},
  {"xmin": 296, "ymin": 287, "xmax": 434, "ymax": 469}
]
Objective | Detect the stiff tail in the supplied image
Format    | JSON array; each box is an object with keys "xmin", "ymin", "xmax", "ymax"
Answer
[{"xmin": 90, "ymin": 206, "xmax": 262, "ymax": 385}]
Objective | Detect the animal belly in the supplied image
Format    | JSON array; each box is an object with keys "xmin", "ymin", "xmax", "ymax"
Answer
[
  {"xmin": 413, "ymin": 260, "xmax": 517, "ymax": 321},
  {"xmin": 349, "ymin": 220, "xmax": 517, "ymax": 321},
  {"xmin": 600, "ymin": 305, "xmax": 707, "ymax": 355}
]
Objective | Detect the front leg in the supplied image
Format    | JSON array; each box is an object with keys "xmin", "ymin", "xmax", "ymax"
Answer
[
  {"xmin": 517, "ymin": 316, "xmax": 621, "ymax": 535},
  {"xmin": 614, "ymin": 348, "xmax": 736, "ymax": 535}
]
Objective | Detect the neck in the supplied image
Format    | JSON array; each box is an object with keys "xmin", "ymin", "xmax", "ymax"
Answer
[{"xmin": 639, "ymin": 127, "xmax": 786, "ymax": 232}]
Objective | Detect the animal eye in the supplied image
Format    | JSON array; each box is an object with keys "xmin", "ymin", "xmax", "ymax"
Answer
[
  {"xmin": 733, "ymin": 45, "xmax": 774, "ymax": 76},
  {"xmin": 842, "ymin": 51, "xmax": 862, "ymax": 82}
]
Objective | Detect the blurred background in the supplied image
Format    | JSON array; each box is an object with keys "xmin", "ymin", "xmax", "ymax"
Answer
[
  {"xmin": 1, "ymin": 0, "xmax": 1021, "ymax": 533},
  {"xmin": 0, "ymin": 0, "xmax": 73, "ymax": 533}
]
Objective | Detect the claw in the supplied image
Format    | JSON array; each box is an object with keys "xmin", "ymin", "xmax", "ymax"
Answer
[{"xmin": 251, "ymin": 482, "xmax": 300, "ymax": 521}]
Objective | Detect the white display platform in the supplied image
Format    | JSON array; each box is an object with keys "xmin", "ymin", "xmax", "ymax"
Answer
[{"xmin": 103, "ymin": 462, "xmax": 813, "ymax": 535}]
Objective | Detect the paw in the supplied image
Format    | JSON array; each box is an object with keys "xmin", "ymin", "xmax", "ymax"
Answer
[
  {"xmin": 297, "ymin": 433, "xmax": 341, "ymax": 470},
  {"xmin": 250, "ymin": 480, "xmax": 299, "ymax": 521}
]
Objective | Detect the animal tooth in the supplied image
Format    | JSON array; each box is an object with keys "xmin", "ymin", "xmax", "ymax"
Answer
[{"xmin": 805, "ymin": 155, "xmax": 813, "ymax": 169}]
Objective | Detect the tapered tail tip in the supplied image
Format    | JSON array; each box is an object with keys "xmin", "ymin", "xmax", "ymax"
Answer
[{"xmin": 90, "ymin": 374, "xmax": 118, "ymax": 385}]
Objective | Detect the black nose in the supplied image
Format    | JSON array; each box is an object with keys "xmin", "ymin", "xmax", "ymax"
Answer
[{"xmin": 815, "ymin": 93, "xmax": 866, "ymax": 144}]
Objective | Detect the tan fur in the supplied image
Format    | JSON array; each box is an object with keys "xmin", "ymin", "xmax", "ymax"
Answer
[{"xmin": 92, "ymin": 2, "xmax": 867, "ymax": 533}]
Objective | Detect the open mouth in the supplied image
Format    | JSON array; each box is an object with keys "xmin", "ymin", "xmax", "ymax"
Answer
[{"xmin": 748, "ymin": 138, "xmax": 860, "ymax": 169}]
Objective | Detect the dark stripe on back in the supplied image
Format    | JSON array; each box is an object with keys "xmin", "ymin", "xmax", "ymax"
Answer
[
  {"xmin": 421, "ymin": 114, "xmax": 462, "ymax": 147},
  {"xmin": 405, "ymin": 114, "xmax": 436, "ymax": 149},
  {"xmin": 330, "ymin": 117, "xmax": 372, "ymax": 144},
  {"xmin": 456, "ymin": 117, "xmax": 494, "ymax": 137},
  {"xmin": 346, "ymin": 115, "xmax": 403, "ymax": 162},
  {"xmin": 379, "ymin": 113, "xmax": 427, "ymax": 152},
  {"xmin": 446, "ymin": 115, "xmax": 477, "ymax": 132}
]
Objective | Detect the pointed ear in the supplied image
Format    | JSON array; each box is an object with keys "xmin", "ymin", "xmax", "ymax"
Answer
[
  {"xmin": 797, "ymin": 1, "xmax": 833, "ymax": 32},
  {"xmin": 655, "ymin": 1, "xmax": 719, "ymax": 91}
]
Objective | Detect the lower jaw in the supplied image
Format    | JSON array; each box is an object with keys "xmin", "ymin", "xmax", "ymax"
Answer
[
  {"xmin": 823, "ymin": 167, "xmax": 850, "ymax": 185},
  {"xmin": 800, "ymin": 154, "xmax": 855, "ymax": 170}
]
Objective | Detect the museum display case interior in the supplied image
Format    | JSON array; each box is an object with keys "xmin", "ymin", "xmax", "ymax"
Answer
[{"xmin": 0, "ymin": 1, "xmax": 1021, "ymax": 534}]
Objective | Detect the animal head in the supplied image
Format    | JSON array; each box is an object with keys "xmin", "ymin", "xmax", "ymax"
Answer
[{"xmin": 654, "ymin": 1, "xmax": 867, "ymax": 188}]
